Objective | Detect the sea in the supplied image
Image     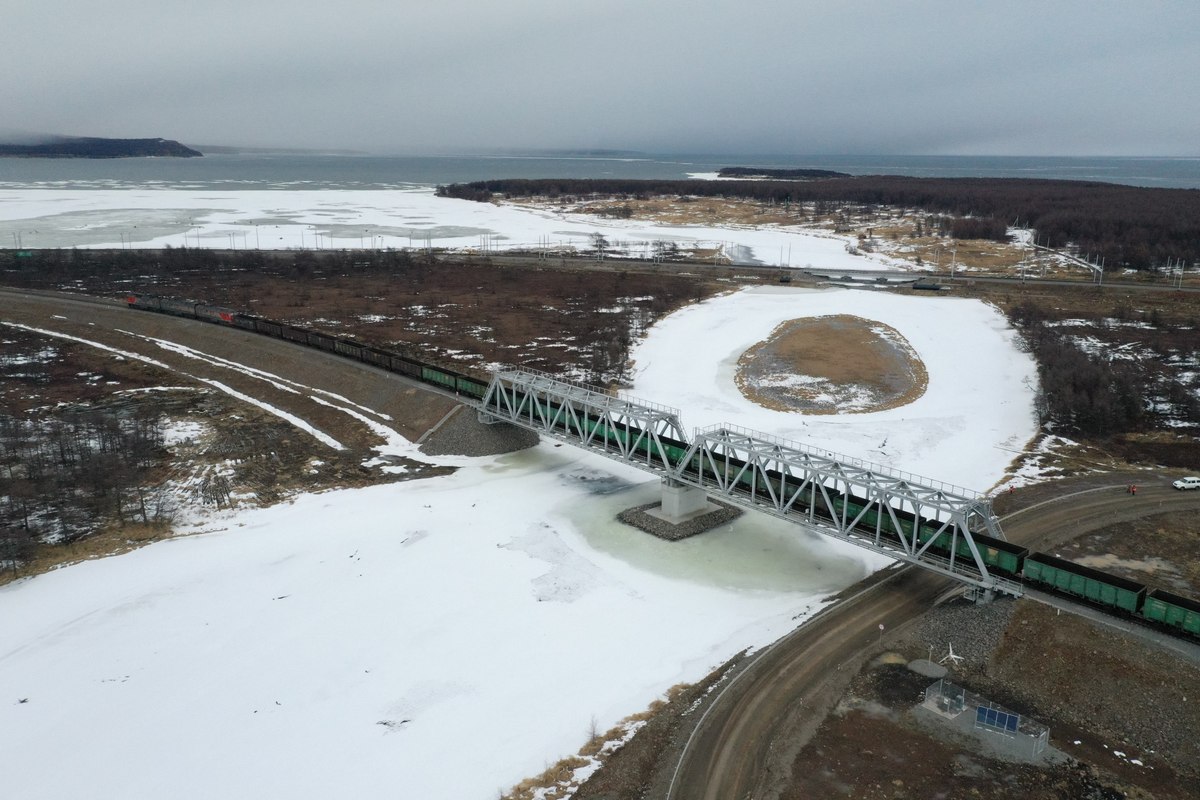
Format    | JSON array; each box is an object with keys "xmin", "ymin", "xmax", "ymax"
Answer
[{"xmin": 0, "ymin": 152, "xmax": 1198, "ymax": 191}]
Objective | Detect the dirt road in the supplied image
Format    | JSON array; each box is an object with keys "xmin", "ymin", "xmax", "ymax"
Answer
[
  {"xmin": 667, "ymin": 566, "xmax": 952, "ymax": 799},
  {"xmin": 998, "ymin": 478, "xmax": 1197, "ymax": 550}
]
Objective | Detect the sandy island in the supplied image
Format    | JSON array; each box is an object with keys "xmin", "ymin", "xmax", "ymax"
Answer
[{"xmin": 735, "ymin": 314, "xmax": 928, "ymax": 414}]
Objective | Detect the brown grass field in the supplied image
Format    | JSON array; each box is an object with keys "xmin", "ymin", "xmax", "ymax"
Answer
[{"xmin": 736, "ymin": 314, "xmax": 928, "ymax": 414}]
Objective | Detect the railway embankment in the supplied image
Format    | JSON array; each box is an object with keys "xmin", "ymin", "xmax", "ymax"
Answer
[{"xmin": 418, "ymin": 405, "xmax": 539, "ymax": 456}]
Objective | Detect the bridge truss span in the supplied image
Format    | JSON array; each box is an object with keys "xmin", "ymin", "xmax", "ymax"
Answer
[
  {"xmin": 674, "ymin": 424, "xmax": 1018, "ymax": 594},
  {"xmin": 478, "ymin": 368, "xmax": 688, "ymax": 471},
  {"xmin": 474, "ymin": 370, "xmax": 1020, "ymax": 598}
]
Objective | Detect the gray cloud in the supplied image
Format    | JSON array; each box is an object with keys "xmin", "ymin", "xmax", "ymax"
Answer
[{"xmin": 4, "ymin": 1, "xmax": 1198, "ymax": 155}]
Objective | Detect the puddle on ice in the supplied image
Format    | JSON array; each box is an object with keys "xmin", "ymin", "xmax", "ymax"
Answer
[
  {"xmin": 463, "ymin": 448, "xmax": 871, "ymax": 593},
  {"xmin": 557, "ymin": 478, "xmax": 870, "ymax": 593},
  {"xmin": 559, "ymin": 467, "xmax": 637, "ymax": 495}
]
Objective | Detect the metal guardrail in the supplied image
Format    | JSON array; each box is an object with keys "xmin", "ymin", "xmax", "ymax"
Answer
[
  {"xmin": 496, "ymin": 367, "xmax": 683, "ymax": 418},
  {"xmin": 697, "ymin": 422, "xmax": 983, "ymax": 500}
]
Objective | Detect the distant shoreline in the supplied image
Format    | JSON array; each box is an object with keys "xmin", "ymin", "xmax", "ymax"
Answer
[
  {"xmin": 0, "ymin": 152, "xmax": 1195, "ymax": 190},
  {"xmin": 717, "ymin": 166, "xmax": 850, "ymax": 179},
  {"xmin": 0, "ymin": 136, "xmax": 201, "ymax": 159}
]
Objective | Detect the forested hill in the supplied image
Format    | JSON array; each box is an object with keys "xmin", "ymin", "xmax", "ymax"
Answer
[
  {"xmin": 0, "ymin": 136, "xmax": 202, "ymax": 158},
  {"xmin": 717, "ymin": 167, "xmax": 850, "ymax": 179},
  {"xmin": 438, "ymin": 177, "xmax": 1200, "ymax": 271}
]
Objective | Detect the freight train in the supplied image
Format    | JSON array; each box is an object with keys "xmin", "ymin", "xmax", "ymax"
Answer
[
  {"xmin": 126, "ymin": 293, "xmax": 488, "ymax": 400},
  {"xmin": 563, "ymin": 416, "xmax": 1200, "ymax": 640},
  {"xmin": 125, "ymin": 293, "xmax": 1200, "ymax": 641}
]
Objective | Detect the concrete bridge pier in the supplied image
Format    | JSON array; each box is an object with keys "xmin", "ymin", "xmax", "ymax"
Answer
[
  {"xmin": 658, "ymin": 479, "xmax": 710, "ymax": 523},
  {"xmin": 615, "ymin": 478, "xmax": 742, "ymax": 541}
]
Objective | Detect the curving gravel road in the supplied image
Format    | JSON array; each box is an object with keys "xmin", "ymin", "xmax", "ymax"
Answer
[{"xmin": 665, "ymin": 477, "xmax": 1200, "ymax": 800}]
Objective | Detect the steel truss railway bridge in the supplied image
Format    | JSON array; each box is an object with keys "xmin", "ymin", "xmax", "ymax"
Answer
[{"xmin": 478, "ymin": 368, "xmax": 1023, "ymax": 600}]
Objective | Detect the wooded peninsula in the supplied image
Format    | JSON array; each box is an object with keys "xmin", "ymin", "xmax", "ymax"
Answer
[
  {"xmin": 0, "ymin": 136, "xmax": 201, "ymax": 158},
  {"xmin": 438, "ymin": 176, "xmax": 1199, "ymax": 271}
]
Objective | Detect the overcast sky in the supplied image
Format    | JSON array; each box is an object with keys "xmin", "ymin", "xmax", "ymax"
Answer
[{"xmin": 4, "ymin": 1, "xmax": 1197, "ymax": 156}]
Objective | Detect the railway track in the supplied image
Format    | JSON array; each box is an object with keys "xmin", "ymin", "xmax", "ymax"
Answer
[{"xmin": 442, "ymin": 250, "xmax": 1200, "ymax": 294}]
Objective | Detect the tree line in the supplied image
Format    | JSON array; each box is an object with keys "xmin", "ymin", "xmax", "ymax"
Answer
[
  {"xmin": 1009, "ymin": 301, "xmax": 1153, "ymax": 438},
  {"xmin": 0, "ymin": 136, "xmax": 201, "ymax": 159},
  {"xmin": 0, "ymin": 244, "xmax": 423, "ymax": 284},
  {"xmin": 437, "ymin": 177, "xmax": 1200, "ymax": 271},
  {"xmin": 717, "ymin": 167, "xmax": 849, "ymax": 179},
  {"xmin": 1, "ymin": 406, "xmax": 170, "ymax": 573}
]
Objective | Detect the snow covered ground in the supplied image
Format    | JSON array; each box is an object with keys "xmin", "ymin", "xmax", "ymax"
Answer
[
  {"xmin": 0, "ymin": 187, "xmax": 905, "ymax": 270},
  {"xmin": 629, "ymin": 287, "xmax": 1039, "ymax": 493},
  {"xmin": 0, "ymin": 288, "xmax": 1037, "ymax": 799}
]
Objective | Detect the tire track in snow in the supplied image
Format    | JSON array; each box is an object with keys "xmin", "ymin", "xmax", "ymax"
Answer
[{"xmin": 2, "ymin": 322, "xmax": 346, "ymax": 451}]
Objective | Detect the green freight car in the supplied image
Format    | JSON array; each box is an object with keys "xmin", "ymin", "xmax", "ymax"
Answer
[
  {"xmin": 918, "ymin": 527, "xmax": 1027, "ymax": 574},
  {"xmin": 456, "ymin": 375, "xmax": 487, "ymax": 398},
  {"xmin": 1141, "ymin": 589, "xmax": 1200, "ymax": 637},
  {"xmin": 827, "ymin": 496, "xmax": 916, "ymax": 540},
  {"xmin": 1023, "ymin": 553, "xmax": 1146, "ymax": 613},
  {"xmin": 421, "ymin": 366, "xmax": 458, "ymax": 390},
  {"xmin": 825, "ymin": 497, "xmax": 1028, "ymax": 576}
]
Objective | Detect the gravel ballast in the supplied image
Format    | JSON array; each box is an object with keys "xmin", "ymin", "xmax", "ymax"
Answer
[
  {"xmin": 617, "ymin": 499, "xmax": 743, "ymax": 540},
  {"xmin": 419, "ymin": 406, "xmax": 540, "ymax": 456}
]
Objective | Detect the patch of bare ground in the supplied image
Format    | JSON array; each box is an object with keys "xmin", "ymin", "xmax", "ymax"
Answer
[
  {"xmin": 960, "ymin": 281, "xmax": 1200, "ymax": 468},
  {"xmin": 979, "ymin": 602, "xmax": 1200, "ymax": 796},
  {"xmin": 3, "ymin": 252, "xmax": 726, "ymax": 385},
  {"xmin": 0, "ymin": 325, "xmax": 169, "ymax": 411},
  {"xmin": 1105, "ymin": 432, "xmax": 1200, "ymax": 471},
  {"xmin": 520, "ymin": 195, "xmax": 803, "ymax": 228},
  {"xmin": 498, "ymin": 681, "xmax": 706, "ymax": 800},
  {"xmin": 568, "ymin": 660, "xmax": 744, "ymax": 800},
  {"xmin": 504, "ymin": 756, "xmax": 593, "ymax": 800},
  {"xmin": 0, "ymin": 328, "xmax": 448, "ymax": 586},
  {"xmin": 860, "ymin": 227, "xmax": 1034, "ymax": 274},
  {"xmin": 522, "ymin": 193, "xmax": 1200, "ymax": 288},
  {"xmin": 174, "ymin": 392, "xmax": 450, "ymax": 506},
  {"xmin": 784, "ymin": 705, "xmax": 1106, "ymax": 800},
  {"xmin": 1052, "ymin": 512, "xmax": 1200, "ymax": 596},
  {"xmin": 780, "ymin": 596, "xmax": 1199, "ymax": 800},
  {"xmin": 501, "ymin": 700, "xmax": 681, "ymax": 800},
  {"xmin": 1001, "ymin": 438, "xmax": 1114, "ymax": 484},
  {"xmin": 973, "ymin": 280, "xmax": 1200, "ymax": 325},
  {"xmin": 17, "ymin": 521, "xmax": 174, "ymax": 578},
  {"xmin": 736, "ymin": 314, "xmax": 927, "ymax": 414}
]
